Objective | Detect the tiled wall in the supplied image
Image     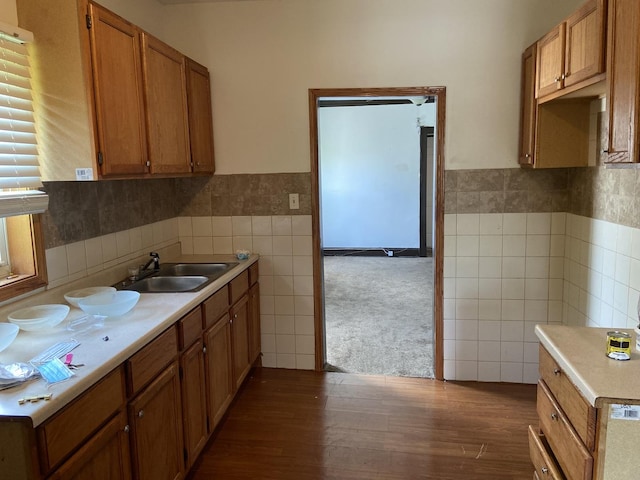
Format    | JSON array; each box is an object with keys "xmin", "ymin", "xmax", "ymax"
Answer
[
  {"xmin": 443, "ymin": 212, "xmax": 565, "ymax": 382},
  {"xmin": 177, "ymin": 214, "xmax": 315, "ymax": 370}
]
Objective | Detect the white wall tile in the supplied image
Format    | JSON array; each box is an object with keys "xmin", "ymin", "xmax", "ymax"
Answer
[
  {"xmin": 527, "ymin": 213, "xmax": 551, "ymax": 234},
  {"xmin": 292, "ymin": 236, "xmax": 312, "ymax": 255},
  {"xmin": 292, "ymin": 215, "xmax": 312, "ymax": 235},
  {"xmin": 444, "ymin": 214, "xmax": 456, "ymax": 236},
  {"xmin": 272, "ymin": 216, "xmax": 292, "ymax": 235},
  {"xmin": 479, "ymin": 257, "xmax": 502, "ymax": 278},
  {"xmin": 273, "ymin": 236, "xmax": 293, "ymax": 255},
  {"xmin": 503, "ymin": 214, "xmax": 527, "ymax": 234},
  {"xmin": 503, "ymin": 235, "xmax": 526, "ymax": 256},
  {"xmin": 178, "ymin": 217, "xmax": 193, "ymax": 236},
  {"xmin": 457, "ymin": 236, "xmax": 479, "ymax": 256},
  {"xmin": 252, "ymin": 216, "xmax": 272, "ymax": 236},
  {"xmin": 478, "ymin": 362, "xmax": 501, "ymax": 381},
  {"xmin": 456, "ymin": 257, "xmax": 479, "ymax": 278},
  {"xmin": 85, "ymin": 237, "xmax": 104, "ymax": 269},
  {"xmin": 192, "ymin": 216, "xmax": 213, "ymax": 237},
  {"xmin": 45, "ymin": 246, "xmax": 68, "ymax": 282},
  {"xmin": 456, "ymin": 214, "xmax": 479, "ymax": 235},
  {"xmin": 479, "ymin": 236, "xmax": 503, "ymax": 256},
  {"xmin": 212, "ymin": 216, "xmax": 232, "ymax": 236},
  {"xmin": 232, "ymin": 216, "xmax": 252, "ymax": 235}
]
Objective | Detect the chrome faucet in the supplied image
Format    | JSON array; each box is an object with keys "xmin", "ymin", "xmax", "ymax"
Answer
[{"xmin": 142, "ymin": 252, "xmax": 160, "ymax": 271}]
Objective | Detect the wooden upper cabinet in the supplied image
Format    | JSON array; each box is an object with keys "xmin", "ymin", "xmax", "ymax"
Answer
[
  {"xmin": 186, "ymin": 59, "xmax": 215, "ymax": 174},
  {"xmin": 605, "ymin": 0, "xmax": 640, "ymax": 164},
  {"xmin": 88, "ymin": 2, "xmax": 148, "ymax": 176},
  {"xmin": 536, "ymin": 24, "xmax": 566, "ymax": 98},
  {"xmin": 519, "ymin": 44, "xmax": 537, "ymax": 167},
  {"xmin": 142, "ymin": 33, "xmax": 191, "ymax": 175},
  {"xmin": 536, "ymin": 0, "xmax": 606, "ymax": 102}
]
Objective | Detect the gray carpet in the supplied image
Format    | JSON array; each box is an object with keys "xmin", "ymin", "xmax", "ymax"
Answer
[{"xmin": 323, "ymin": 256, "xmax": 434, "ymax": 378}]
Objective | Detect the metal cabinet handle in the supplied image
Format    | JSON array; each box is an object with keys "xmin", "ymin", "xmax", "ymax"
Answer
[
  {"xmin": 203, "ymin": 346, "xmax": 207, "ymax": 355},
  {"xmin": 553, "ymin": 368, "xmax": 560, "ymax": 376},
  {"xmin": 551, "ymin": 412, "xmax": 558, "ymax": 421},
  {"xmin": 138, "ymin": 410, "xmax": 144, "ymax": 418},
  {"xmin": 124, "ymin": 425, "xmax": 130, "ymax": 433},
  {"xmin": 541, "ymin": 466, "xmax": 549, "ymax": 474}
]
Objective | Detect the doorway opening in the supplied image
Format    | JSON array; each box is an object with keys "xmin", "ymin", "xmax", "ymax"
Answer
[{"xmin": 309, "ymin": 87, "xmax": 446, "ymax": 380}]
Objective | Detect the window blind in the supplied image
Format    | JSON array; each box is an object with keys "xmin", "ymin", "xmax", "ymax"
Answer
[{"xmin": 0, "ymin": 25, "xmax": 47, "ymax": 218}]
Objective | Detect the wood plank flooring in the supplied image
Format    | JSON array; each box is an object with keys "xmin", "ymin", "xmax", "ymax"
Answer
[{"xmin": 188, "ymin": 368, "xmax": 537, "ymax": 480}]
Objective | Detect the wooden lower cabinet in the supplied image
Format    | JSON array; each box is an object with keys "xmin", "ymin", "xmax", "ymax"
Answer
[
  {"xmin": 249, "ymin": 281, "xmax": 261, "ymax": 364},
  {"xmin": 231, "ymin": 294, "xmax": 251, "ymax": 390},
  {"xmin": 180, "ymin": 338, "xmax": 208, "ymax": 469},
  {"xmin": 128, "ymin": 362, "xmax": 184, "ymax": 480},
  {"xmin": 48, "ymin": 411, "xmax": 132, "ymax": 480},
  {"xmin": 204, "ymin": 313, "xmax": 233, "ymax": 430}
]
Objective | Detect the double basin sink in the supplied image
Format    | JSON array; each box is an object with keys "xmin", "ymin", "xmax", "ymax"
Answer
[{"xmin": 116, "ymin": 262, "xmax": 238, "ymax": 293}]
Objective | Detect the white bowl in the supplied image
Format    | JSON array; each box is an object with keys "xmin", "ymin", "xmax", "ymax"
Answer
[
  {"xmin": 64, "ymin": 286, "xmax": 116, "ymax": 308},
  {"xmin": 0, "ymin": 323, "xmax": 19, "ymax": 352},
  {"xmin": 77, "ymin": 291, "xmax": 140, "ymax": 317},
  {"xmin": 8, "ymin": 304, "xmax": 70, "ymax": 331}
]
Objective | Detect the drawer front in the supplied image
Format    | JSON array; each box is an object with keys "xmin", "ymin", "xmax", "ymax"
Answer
[
  {"xmin": 127, "ymin": 326, "xmax": 178, "ymax": 395},
  {"xmin": 537, "ymin": 381, "xmax": 592, "ymax": 480},
  {"xmin": 203, "ymin": 285, "xmax": 229, "ymax": 329},
  {"xmin": 528, "ymin": 425, "xmax": 564, "ymax": 480},
  {"xmin": 539, "ymin": 345, "xmax": 596, "ymax": 449},
  {"xmin": 229, "ymin": 270, "xmax": 249, "ymax": 305},
  {"xmin": 249, "ymin": 261, "xmax": 259, "ymax": 286},
  {"xmin": 39, "ymin": 366, "xmax": 125, "ymax": 472},
  {"xmin": 179, "ymin": 306, "xmax": 203, "ymax": 349}
]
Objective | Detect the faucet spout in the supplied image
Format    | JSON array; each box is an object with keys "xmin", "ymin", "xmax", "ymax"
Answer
[{"xmin": 142, "ymin": 252, "xmax": 160, "ymax": 271}]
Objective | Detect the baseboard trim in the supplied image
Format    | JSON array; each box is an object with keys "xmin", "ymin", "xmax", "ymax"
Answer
[{"xmin": 322, "ymin": 248, "xmax": 431, "ymax": 257}]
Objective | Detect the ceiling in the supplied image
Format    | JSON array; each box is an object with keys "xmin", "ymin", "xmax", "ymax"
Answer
[{"xmin": 156, "ymin": 0, "xmax": 250, "ymax": 4}]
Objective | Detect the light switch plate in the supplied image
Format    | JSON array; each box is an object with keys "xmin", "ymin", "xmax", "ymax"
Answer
[{"xmin": 289, "ymin": 193, "xmax": 299, "ymax": 210}]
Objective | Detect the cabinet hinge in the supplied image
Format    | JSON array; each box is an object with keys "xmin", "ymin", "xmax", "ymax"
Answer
[
  {"xmin": 97, "ymin": 151, "xmax": 103, "ymax": 166},
  {"xmin": 86, "ymin": 14, "xmax": 92, "ymax": 30}
]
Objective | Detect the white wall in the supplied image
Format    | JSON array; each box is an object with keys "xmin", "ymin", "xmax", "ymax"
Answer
[
  {"xmin": 319, "ymin": 104, "xmax": 423, "ymax": 249},
  {"xmin": 160, "ymin": 0, "xmax": 585, "ymax": 173}
]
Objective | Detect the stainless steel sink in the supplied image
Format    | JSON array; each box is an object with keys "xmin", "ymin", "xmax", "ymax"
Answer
[{"xmin": 117, "ymin": 262, "xmax": 238, "ymax": 293}]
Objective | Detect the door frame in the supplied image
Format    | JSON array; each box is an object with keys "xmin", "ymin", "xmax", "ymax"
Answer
[{"xmin": 308, "ymin": 86, "xmax": 446, "ymax": 380}]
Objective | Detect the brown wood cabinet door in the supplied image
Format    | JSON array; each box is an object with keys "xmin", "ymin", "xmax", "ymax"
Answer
[
  {"xmin": 536, "ymin": 24, "xmax": 566, "ymax": 98},
  {"xmin": 605, "ymin": 0, "xmax": 640, "ymax": 163},
  {"xmin": 204, "ymin": 314, "xmax": 233, "ymax": 430},
  {"xmin": 186, "ymin": 58, "xmax": 215, "ymax": 174},
  {"xmin": 129, "ymin": 362, "xmax": 184, "ymax": 480},
  {"xmin": 519, "ymin": 43, "xmax": 537, "ymax": 167},
  {"xmin": 180, "ymin": 339, "xmax": 208, "ymax": 469},
  {"xmin": 564, "ymin": 0, "xmax": 606, "ymax": 88},
  {"xmin": 88, "ymin": 2, "xmax": 148, "ymax": 176},
  {"xmin": 248, "ymin": 282, "xmax": 261, "ymax": 364},
  {"xmin": 141, "ymin": 32, "xmax": 191, "ymax": 175},
  {"xmin": 231, "ymin": 294, "xmax": 251, "ymax": 390},
  {"xmin": 48, "ymin": 411, "xmax": 132, "ymax": 480}
]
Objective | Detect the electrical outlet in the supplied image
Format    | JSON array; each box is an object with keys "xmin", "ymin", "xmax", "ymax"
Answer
[{"xmin": 289, "ymin": 193, "xmax": 300, "ymax": 210}]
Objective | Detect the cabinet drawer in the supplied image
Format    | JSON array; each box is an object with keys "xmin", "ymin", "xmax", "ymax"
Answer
[
  {"xmin": 539, "ymin": 345, "xmax": 596, "ymax": 449},
  {"xmin": 528, "ymin": 425, "xmax": 564, "ymax": 480},
  {"xmin": 537, "ymin": 381, "xmax": 592, "ymax": 480},
  {"xmin": 249, "ymin": 261, "xmax": 259, "ymax": 286},
  {"xmin": 229, "ymin": 270, "xmax": 249, "ymax": 305},
  {"xmin": 38, "ymin": 366, "xmax": 125, "ymax": 472},
  {"xmin": 127, "ymin": 326, "xmax": 178, "ymax": 395},
  {"xmin": 179, "ymin": 306, "xmax": 203, "ymax": 349},
  {"xmin": 203, "ymin": 285, "xmax": 229, "ymax": 329}
]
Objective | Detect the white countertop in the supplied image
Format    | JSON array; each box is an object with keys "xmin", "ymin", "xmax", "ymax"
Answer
[
  {"xmin": 536, "ymin": 324, "xmax": 640, "ymax": 408},
  {"xmin": 0, "ymin": 254, "xmax": 257, "ymax": 426}
]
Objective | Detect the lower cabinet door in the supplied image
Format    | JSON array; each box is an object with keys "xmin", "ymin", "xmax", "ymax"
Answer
[
  {"xmin": 204, "ymin": 314, "xmax": 233, "ymax": 430},
  {"xmin": 528, "ymin": 425, "xmax": 564, "ymax": 480},
  {"xmin": 181, "ymin": 339, "xmax": 208, "ymax": 469},
  {"xmin": 129, "ymin": 362, "xmax": 184, "ymax": 480},
  {"xmin": 231, "ymin": 294, "xmax": 251, "ymax": 390},
  {"xmin": 48, "ymin": 411, "xmax": 132, "ymax": 480}
]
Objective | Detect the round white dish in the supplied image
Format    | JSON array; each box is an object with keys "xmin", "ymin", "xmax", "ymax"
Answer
[
  {"xmin": 64, "ymin": 286, "xmax": 116, "ymax": 308},
  {"xmin": 0, "ymin": 323, "xmax": 19, "ymax": 352},
  {"xmin": 8, "ymin": 304, "xmax": 70, "ymax": 331},
  {"xmin": 77, "ymin": 291, "xmax": 140, "ymax": 317}
]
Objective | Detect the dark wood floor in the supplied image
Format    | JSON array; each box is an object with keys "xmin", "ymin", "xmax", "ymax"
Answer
[{"xmin": 189, "ymin": 368, "xmax": 537, "ymax": 480}]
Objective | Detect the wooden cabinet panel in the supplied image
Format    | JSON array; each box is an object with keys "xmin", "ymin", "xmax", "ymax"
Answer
[
  {"xmin": 519, "ymin": 43, "xmax": 537, "ymax": 167},
  {"xmin": 142, "ymin": 32, "xmax": 191, "ymax": 175},
  {"xmin": 536, "ymin": 24, "xmax": 566, "ymax": 98},
  {"xmin": 564, "ymin": 0, "xmax": 606, "ymax": 87},
  {"xmin": 203, "ymin": 286, "xmax": 229, "ymax": 329},
  {"xmin": 204, "ymin": 314, "xmax": 233, "ymax": 430},
  {"xmin": 127, "ymin": 326, "xmax": 178, "ymax": 395},
  {"xmin": 38, "ymin": 367, "xmax": 125, "ymax": 472},
  {"xmin": 539, "ymin": 346, "xmax": 596, "ymax": 449},
  {"xmin": 528, "ymin": 426, "xmax": 564, "ymax": 480},
  {"xmin": 231, "ymin": 294, "xmax": 251, "ymax": 390},
  {"xmin": 537, "ymin": 381, "xmax": 592, "ymax": 480},
  {"xmin": 186, "ymin": 58, "xmax": 215, "ymax": 174},
  {"xmin": 129, "ymin": 362, "xmax": 184, "ymax": 480},
  {"xmin": 229, "ymin": 270, "xmax": 249, "ymax": 306},
  {"xmin": 605, "ymin": 0, "xmax": 640, "ymax": 163},
  {"xmin": 180, "ymin": 339, "xmax": 208, "ymax": 469},
  {"xmin": 249, "ymin": 281, "xmax": 261, "ymax": 364},
  {"xmin": 48, "ymin": 411, "xmax": 132, "ymax": 480},
  {"xmin": 88, "ymin": 2, "xmax": 147, "ymax": 176},
  {"xmin": 179, "ymin": 306, "xmax": 203, "ymax": 350}
]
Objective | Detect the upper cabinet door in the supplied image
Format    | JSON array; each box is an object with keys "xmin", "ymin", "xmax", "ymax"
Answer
[
  {"xmin": 88, "ymin": 2, "xmax": 148, "ymax": 176},
  {"xmin": 519, "ymin": 44, "xmax": 537, "ymax": 167},
  {"xmin": 564, "ymin": 0, "xmax": 606, "ymax": 88},
  {"xmin": 605, "ymin": 0, "xmax": 640, "ymax": 164},
  {"xmin": 536, "ymin": 24, "xmax": 566, "ymax": 98},
  {"xmin": 142, "ymin": 33, "xmax": 192, "ymax": 175},
  {"xmin": 186, "ymin": 59, "xmax": 215, "ymax": 174}
]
